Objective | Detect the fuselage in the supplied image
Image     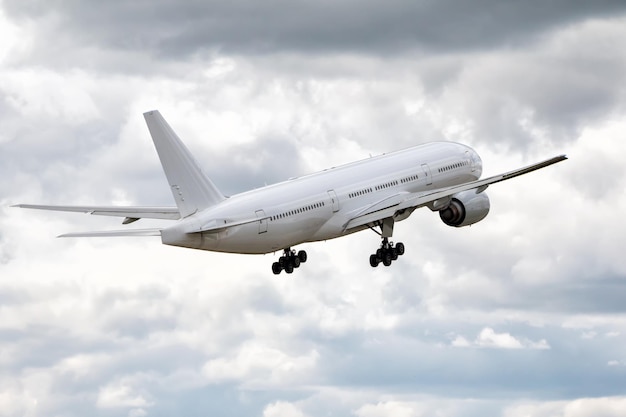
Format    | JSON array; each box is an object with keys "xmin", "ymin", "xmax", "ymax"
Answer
[{"xmin": 161, "ymin": 141, "xmax": 483, "ymax": 254}]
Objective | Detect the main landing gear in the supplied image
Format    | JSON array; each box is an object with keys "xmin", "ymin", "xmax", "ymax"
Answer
[
  {"xmin": 272, "ymin": 248, "xmax": 308, "ymax": 275},
  {"xmin": 367, "ymin": 218, "xmax": 404, "ymax": 268},
  {"xmin": 369, "ymin": 237, "xmax": 405, "ymax": 267}
]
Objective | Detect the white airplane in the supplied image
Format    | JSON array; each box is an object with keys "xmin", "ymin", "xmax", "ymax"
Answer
[{"xmin": 15, "ymin": 110, "xmax": 567, "ymax": 274}]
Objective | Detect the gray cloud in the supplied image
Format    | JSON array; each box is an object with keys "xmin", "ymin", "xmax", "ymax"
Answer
[
  {"xmin": 2, "ymin": 1, "xmax": 626, "ymax": 417},
  {"xmin": 5, "ymin": 0, "xmax": 626, "ymax": 58}
]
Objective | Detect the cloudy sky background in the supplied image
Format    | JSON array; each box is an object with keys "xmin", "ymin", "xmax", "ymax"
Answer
[{"xmin": 1, "ymin": 1, "xmax": 626, "ymax": 416}]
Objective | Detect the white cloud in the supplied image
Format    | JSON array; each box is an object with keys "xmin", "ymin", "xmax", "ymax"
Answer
[
  {"xmin": 451, "ymin": 328, "xmax": 551, "ymax": 350},
  {"xmin": 128, "ymin": 409, "xmax": 148, "ymax": 417},
  {"xmin": 202, "ymin": 342, "xmax": 319, "ymax": 387},
  {"xmin": 476, "ymin": 327, "xmax": 524, "ymax": 349},
  {"xmin": 504, "ymin": 397, "xmax": 626, "ymax": 417},
  {"xmin": 1, "ymin": 68, "xmax": 100, "ymax": 123},
  {"xmin": 0, "ymin": 8, "xmax": 32, "ymax": 64},
  {"xmin": 0, "ymin": 386, "xmax": 38, "ymax": 417},
  {"xmin": 354, "ymin": 401, "xmax": 424, "ymax": 417},
  {"xmin": 96, "ymin": 380, "xmax": 154, "ymax": 409},
  {"xmin": 263, "ymin": 401, "xmax": 310, "ymax": 417},
  {"xmin": 451, "ymin": 335, "xmax": 472, "ymax": 348}
]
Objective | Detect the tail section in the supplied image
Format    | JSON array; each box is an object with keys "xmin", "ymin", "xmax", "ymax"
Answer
[{"xmin": 144, "ymin": 110, "xmax": 225, "ymax": 218}]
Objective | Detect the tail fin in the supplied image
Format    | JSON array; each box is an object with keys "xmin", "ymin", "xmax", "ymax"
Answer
[{"xmin": 144, "ymin": 110, "xmax": 225, "ymax": 218}]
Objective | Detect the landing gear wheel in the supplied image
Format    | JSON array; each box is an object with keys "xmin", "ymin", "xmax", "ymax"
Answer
[
  {"xmin": 272, "ymin": 248, "xmax": 307, "ymax": 275},
  {"xmin": 368, "ymin": 236, "xmax": 406, "ymax": 268}
]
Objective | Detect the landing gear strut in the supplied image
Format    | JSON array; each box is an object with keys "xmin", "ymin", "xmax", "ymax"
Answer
[
  {"xmin": 272, "ymin": 248, "xmax": 307, "ymax": 275},
  {"xmin": 369, "ymin": 237, "xmax": 405, "ymax": 267}
]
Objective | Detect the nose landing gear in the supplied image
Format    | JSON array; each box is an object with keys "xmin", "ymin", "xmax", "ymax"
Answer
[{"xmin": 272, "ymin": 248, "xmax": 308, "ymax": 275}]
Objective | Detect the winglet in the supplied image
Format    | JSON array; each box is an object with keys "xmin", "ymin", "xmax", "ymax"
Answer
[{"xmin": 144, "ymin": 110, "xmax": 225, "ymax": 218}]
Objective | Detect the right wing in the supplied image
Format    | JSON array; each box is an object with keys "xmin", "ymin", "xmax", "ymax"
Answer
[
  {"xmin": 12, "ymin": 204, "xmax": 180, "ymax": 224},
  {"xmin": 343, "ymin": 154, "xmax": 567, "ymax": 231}
]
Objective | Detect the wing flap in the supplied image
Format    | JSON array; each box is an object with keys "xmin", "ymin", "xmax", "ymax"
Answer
[
  {"xmin": 13, "ymin": 204, "xmax": 180, "ymax": 220},
  {"xmin": 343, "ymin": 154, "xmax": 567, "ymax": 231}
]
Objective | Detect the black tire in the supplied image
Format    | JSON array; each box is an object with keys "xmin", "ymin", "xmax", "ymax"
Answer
[
  {"xmin": 396, "ymin": 242, "xmax": 405, "ymax": 256},
  {"xmin": 285, "ymin": 263, "xmax": 294, "ymax": 274},
  {"xmin": 382, "ymin": 252, "xmax": 392, "ymax": 266},
  {"xmin": 293, "ymin": 256, "xmax": 301, "ymax": 268},
  {"xmin": 298, "ymin": 250, "xmax": 308, "ymax": 263},
  {"xmin": 279, "ymin": 256, "xmax": 287, "ymax": 268},
  {"xmin": 272, "ymin": 262, "xmax": 282, "ymax": 275},
  {"xmin": 391, "ymin": 248, "xmax": 398, "ymax": 261},
  {"xmin": 369, "ymin": 254, "xmax": 379, "ymax": 267}
]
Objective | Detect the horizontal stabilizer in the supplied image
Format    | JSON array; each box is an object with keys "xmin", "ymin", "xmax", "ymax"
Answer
[
  {"xmin": 59, "ymin": 229, "xmax": 162, "ymax": 238},
  {"xmin": 13, "ymin": 204, "xmax": 180, "ymax": 220}
]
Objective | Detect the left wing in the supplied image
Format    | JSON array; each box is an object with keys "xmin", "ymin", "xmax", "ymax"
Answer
[
  {"xmin": 343, "ymin": 154, "xmax": 567, "ymax": 231},
  {"xmin": 58, "ymin": 229, "xmax": 163, "ymax": 238},
  {"xmin": 12, "ymin": 204, "xmax": 180, "ymax": 224}
]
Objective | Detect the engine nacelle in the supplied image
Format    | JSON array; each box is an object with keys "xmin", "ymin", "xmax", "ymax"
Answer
[{"xmin": 439, "ymin": 190, "xmax": 490, "ymax": 227}]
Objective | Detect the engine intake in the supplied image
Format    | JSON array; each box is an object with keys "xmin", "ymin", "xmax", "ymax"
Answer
[{"xmin": 439, "ymin": 190, "xmax": 490, "ymax": 227}]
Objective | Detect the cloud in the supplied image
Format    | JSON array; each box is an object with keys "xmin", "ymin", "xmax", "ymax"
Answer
[
  {"xmin": 355, "ymin": 400, "xmax": 424, "ymax": 417},
  {"xmin": 96, "ymin": 380, "xmax": 154, "ymax": 409},
  {"xmin": 5, "ymin": 0, "xmax": 626, "ymax": 58},
  {"xmin": 449, "ymin": 328, "xmax": 550, "ymax": 350},
  {"xmin": 2, "ymin": 1, "xmax": 626, "ymax": 417},
  {"xmin": 202, "ymin": 342, "xmax": 319, "ymax": 387},
  {"xmin": 504, "ymin": 397, "xmax": 626, "ymax": 417},
  {"xmin": 476, "ymin": 327, "xmax": 550, "ymax": 350},
  {"xmin": 263, "ymin": 401, "xmax": 310, "ymax": 417}
]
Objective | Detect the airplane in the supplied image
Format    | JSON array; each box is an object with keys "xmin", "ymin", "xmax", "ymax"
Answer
[{"xmin": 14, "ymin": 110, "xmax": 567, "ymax": 274}]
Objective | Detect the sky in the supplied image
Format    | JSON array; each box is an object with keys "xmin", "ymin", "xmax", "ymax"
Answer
[{"xmin": 1, "ymin": 1, "xmax": 626, "ymax": 416}]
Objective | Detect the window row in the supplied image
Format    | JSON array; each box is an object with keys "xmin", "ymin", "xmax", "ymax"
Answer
[
  {"xmin": 271, "ymin": 201, "xmax": 326, "ymax": 221},
  {"xmin": 438, "ymin": 160, "xmax": 469, "ymax": 173},
  {"xmin": 349, "ymin": 187, "xmax": 373, "ymax": 199},
  {"xmin": 375, "ymin": 180, "xmax": 399, "ymax": 191},
  {"xmin": 400, "ymin": 174, "xmax": 419, "ymax": 184},
  {"xmin": 349, "ymin": 173, "xmax": 420, "ymax": 199}
]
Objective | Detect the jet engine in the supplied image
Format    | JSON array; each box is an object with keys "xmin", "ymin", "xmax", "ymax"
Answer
[{"xmin": 439, "ymin": 190, "xmax": 490, "ymax": 227}]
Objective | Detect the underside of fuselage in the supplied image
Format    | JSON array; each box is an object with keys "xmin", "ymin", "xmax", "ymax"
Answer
[{"xmin": 160, "ymin": 210, "xmax": 360, "ymax": 254}]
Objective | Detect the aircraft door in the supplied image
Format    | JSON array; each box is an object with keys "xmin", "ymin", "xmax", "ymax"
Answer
[
  {"xmin": 327, "ymin": 190, "xmax": 340, "ymax": 212},
  {"xmin": 465, "ymin": 151, "xmax": 474, "ymax": 172},
  {"xmin": 255, "ymin": 209, "xmax": 268, "ymax": 234},
  {"xmin": 421, "ymin": 163, "xmax": 433, "ymax": 185}
]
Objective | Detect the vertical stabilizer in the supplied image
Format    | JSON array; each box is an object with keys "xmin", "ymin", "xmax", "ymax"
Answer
[{"xmin": 144, "ymin": 110, "xmax": 225, "ymax": 217}]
